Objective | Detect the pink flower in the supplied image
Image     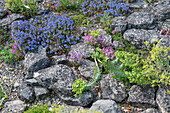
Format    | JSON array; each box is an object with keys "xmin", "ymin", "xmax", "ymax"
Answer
[
  {"xmin": 17, "ymin": 53, "xmax": 21, "ymax": 56},
  {"xmin": 13, "ymin": 44, "xmax": 17, "ymax": 49},
  {"xmin": 7, "ymin": 15, "xmax": 10, "ymax": 18},
  {"xmin": 12, "ymin": 49, "xmax": 15, "ymax": 54},
  {"xmin": 54, "ymin": 3, "xmax": 59, "ymax": 7},
  {"xmin": 112, "ymin": 30, "xmax": 115, "ymax": 34}
]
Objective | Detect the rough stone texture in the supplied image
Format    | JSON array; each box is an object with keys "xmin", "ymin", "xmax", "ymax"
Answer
[
  {"xmin": 23, "ymin": 53, "xmax": 51, "ymax": 79},
  {"xmin": 0, "ymin": 14, "xmax": 25, "ymax": 28},
  {"xmin": 52, "ymin": 54, "xmax": 69, "ymax": 65},
  {"xmin": 127, "ymin": 85, "xmax": 156, "ymax": 107},
  {"xmin": 34, "ymin": 86, "xmax": 49, "ymax": 97},
  {"xmin": 58, "ymin": 90, "xmax": 95, "ymax": 107},
  {"xmin": 69, "ymin": 42, "xmax": 95, "ymax": 58},
  {"xmin": 140, "ymin": 0, "xmax": 170, "ymax": 21},
  {"xmin": 0, "ymin": 0, "xmax": 7, "ymax": 19},
  {"xmin": 129, "ymin": 0, "xmax": 148, "ymax": 9},
  {"xmin": 156, "ymin": 85, "xmax": 170, "ymax": 113},
  {"xmin": 17, "ymin": 83, "xmax": 35, "ymax": 102},
  {"xmin": 103, "ymin": 34, "xmax": 113, "ymax": 44},
  {"xmin": 100, "ymin": 73, "xmax": 127, "ymax": 102},
  {"xmin": 126, "ymin": 12, "xmax": 156, "ymax": 29},
  {"xmin": 153, "ymin": 0, "xmax": 170, "ymax": 21},
  {"xmin": 110, "ymin": 16, "xmax": 127, "ymax": 34},
  {"xmin": 37, "ymin": 45, "xmax": 47, "ymax": 56},
  {"xmin": 1, "ymin": 100, "xmax": 26, "ymax": 113},
  {"xmin": 159, "ymin": 35, "xmax": 170, "ymax": 59},
  {"xmin": 23, "ymin": 79, "xmax": 39, "ymax": 86},
  {"xmin": 34, "ymin": 64, "xmax": 95, "ymax": 106},
  {"xmin": 112, "ymin": 40, "xmax": 125, "ymax": 48},
  {"xmin": 34, "ymin": 64, "xmax": 77, "ymax": 89},
  {"xmin": 141, "ymin": 108, "xmax": 161, "ymax": 113},
  {"xmin": 78, "ymin": 59, "xmax": 102, "ymax": 79},
  {"xmin": 90, "ymin": 99, "xmax": 122, "ymax": 113},
  {"xmin": 78, "ymin": 59, "xmax": 97, "ymax": 79},
  {"xmin": 123, "ymin": 29, "xmax": 161, "ymax": 49}
]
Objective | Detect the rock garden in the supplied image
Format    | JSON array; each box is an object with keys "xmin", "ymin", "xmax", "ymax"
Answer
[{"xmin": 0, "ymin": 0, "xmax": 169, "ymax": 112}]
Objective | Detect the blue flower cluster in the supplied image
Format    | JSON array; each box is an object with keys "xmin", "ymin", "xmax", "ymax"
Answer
[
  {"xmin": 10, "ymin": 12, "xmax": 81, "ymax": 55},
  {"xmin": 81, "ymin": 0, "xmax": 133, "ymax": 18}
]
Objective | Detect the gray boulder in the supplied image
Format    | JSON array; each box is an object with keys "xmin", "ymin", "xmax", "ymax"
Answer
[
  {"xmin": 17, "ymin": 83, "xmax": 35, "ymax": 102},
  {"xmin": 90, "ymin": 99, "xmax": 122, "ymax": 113},
  {"xmin": 0, "ymin": 14, "xmax": 25, "ymax": 28},
  {"xmin": 52, "ymin": 54, "xmax": 69, "ymax": 65},
  {"xmin": 123, "ymin": 29, "xmax": 161, "ymax": 49},
  {"xmin": 158, "ymin": 36, "xmax": 170, "ymax": 59},
  {"xmin": 23, "ymin": 52, "xmax": 51, "ymax": 79},
  {"xmin": 153, "ymin": 0, "xmax": 170, "ymax": 21},
  {"xmin": 140, "ymin": 0, "xmax": 170, "ymax": 21},
  {"xmin": 1, "ymin": 100, "xmax": 26, "ymax": 113},
  {"xmin": 126, "ymin": 12, "xmax": 156, "ymax": 29},
  {"xmin": 78, "ymin": 59, "xmax": 102, "ymax": 79},
  {"xmin": 141, "ymin": 108, "xmax": 161, "ymax": 113},
  {"xmin": 78, "ymin": 59, "xmax": 97, "ymax": 79},
  {"xmin": 58, "ymin": 91, "xmax": 95, "ymax": 107},
  {"xmin": 0, "ymin": 0, "xmax": 7, "ymax": 19},
  {"xmin": 129, "ymin": 0, "xmax": 148, "ymax": 9},
  {"xmin": 127, "ymin": 85, "xmax": 156, "ymax": 107},
  {"xmin": 23, "ymin": 79, "xmax": 39, "ymax": 86},
  {"xmin": 156, "ymin": 85, "xmax": 170, "ymax": 113},
  {"xmin": 110, "ymin": 16, "xmax": 127, "ymax": 34},
  {"xmin": 34, "ymin": 86, "xmax": 49, "ymax": 97},
  {"xmin": 68, "ymin": 42, "xmax": 95, "ymax": 58},
  {"xmin": 100, "ymin": 73, "xmax": 127, "ymax": 102},
  {"xmin": 34, "ymin": 64, "xmax": 95, "ymax": 106}
]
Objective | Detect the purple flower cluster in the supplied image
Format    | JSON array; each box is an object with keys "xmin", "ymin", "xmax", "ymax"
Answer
[
  {"xmin": 54, "ymin": 0, "xmax": 61, "ymax": 7},
  {"xmin": 10, "ymin": 12, "xmax": 80, "ymax": 55},
  {"xmin": 67, "ymin": 51, "xmax": 85, "ymax": 65},
  {"xmin": 101, "ymin": 46, "xmax": 116, "ymax": 60},
  {"xmin": 83, "ymin": 34, "xmax": 103, "ymax": 47},
  {"xmin": 83, "ymin": 33, "xmax": 113, "ymax": 48}
]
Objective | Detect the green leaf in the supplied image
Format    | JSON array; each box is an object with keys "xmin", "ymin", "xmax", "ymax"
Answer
[{"xmin": 103, "ymin": 61, "xmax": 128, "ymax": 79}]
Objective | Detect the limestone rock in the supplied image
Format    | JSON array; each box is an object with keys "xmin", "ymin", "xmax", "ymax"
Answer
[
  {"xmin": 100, "ymin": 73, "xmax": 127, "ymax": 102},
  {"xmin": 69, "ymin": 42, "xmax": 95, "ymax": 58},
  {"xmin": 123, "ymin": 29, "xmax": 161, "ymax": 49},
  {"xmin": 90, "ymin": 99, "xmax": 122, "ymax": 113},
  {"xmin": 23, "ymin": 52, "xmax": 52, "ymax": 79},
  {"xmin": 34, "ymin": 64, "xmax": 95, "ymax": 106},
  {"xmin": 127, "ymin": 85, "xmax": 156, "ymax": 107},
  {"xmin": 111, "ymin": 16, "xmax": 127, "ymax": 34},
  {"xmin": 156, "ymin": 85, "xmax": 170, "ymax": 113},
  {"xmin": 1, "ymin": 100, "xmax": 26, "ymax": 113},
  {"xmin": 126, "ymin": 12, "xmax": 156, "ymax": 29}
]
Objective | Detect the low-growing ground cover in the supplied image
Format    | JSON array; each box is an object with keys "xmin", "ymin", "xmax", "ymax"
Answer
[{"xmin": 0, "ymin": 0, "xmax": 170, "ymax": 112}]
